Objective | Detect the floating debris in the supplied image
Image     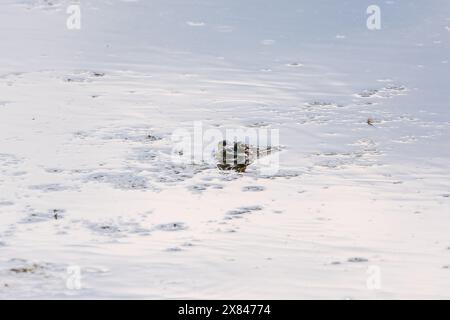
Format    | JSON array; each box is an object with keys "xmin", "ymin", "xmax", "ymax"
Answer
[
  {"xmin": 286, "ymin": 62, "xmax": 303, "ymax": 67},
  {"xmin": 10, "ymin": 263, "xmax": 44, "ymax": 274},
  {"xmin": 52, "ymin": 209, "xmax": 65, "ymax": 220},
  {"xmin": 154, "ymin": 222, "xmax": 187, "ymax": 232},
  {"xmin": 356, "ymin": 89, "xmax": 379, "ymax": 98},
  {"xmin": 305, "ymin": 101, "xmax": 343, "ymax": 108},
  {"xmin": 242, "ymin": 186, "xmax": 266, "ymax": 192},
  {"xmin": 226, "ymin": 206, "xmax": 263, "ymax": 217},
  {"xmin": 347, "ymin": 257, "xmax": 369, "ymax": 263}
]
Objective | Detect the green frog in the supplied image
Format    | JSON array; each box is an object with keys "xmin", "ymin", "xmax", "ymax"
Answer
[{"xmin": 215, "ymin": 140, "xmax": 276, "ymax": 173}]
